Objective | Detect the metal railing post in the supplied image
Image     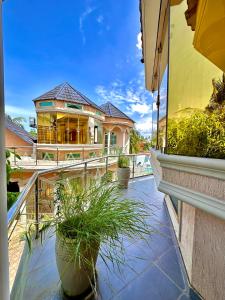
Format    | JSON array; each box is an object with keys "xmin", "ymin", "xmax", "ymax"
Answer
[
  {"xmin": 35, "ymin": 144, "xmax": 38, "ymax": 166},
  {"xmin": 82, "ymin": 147, "xmax": 85, "ymax": 161},
  {"xmin": 84, "ymin": 162, "xmax": 87, "ymax": 189},
  {"xmin": 13, "ymin": 147, "xmax": 16, "ymax": 166},
  {"xmin": 132, "ymin": 155, "xmax": 135, "ymax": 178},
  {"xmin": 106, "ymin": 156, "xmax": 108, "ymax": 174},
  {"xmin": 56, "ymin": 147, "xmax": 59, "ymax": 166},
  {"xmin": 35, "ymin": 178, "xmax": 39, "ymax": 239}
]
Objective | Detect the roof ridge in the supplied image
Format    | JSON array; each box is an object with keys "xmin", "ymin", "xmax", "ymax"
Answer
[
  {"xmin": 72, "ymin": 87, "xmax": 105, "ymax": 113},
  {"xmin": 108, "ymin": 102, "xmax": 112, "ymax": 116},
  {"xmin": 100, "ymin": 101, "xmax": 135, "ymax": 123},
  {"xmin": 55, "ymin": 82, "xmax": 67, "ymax": 99}
]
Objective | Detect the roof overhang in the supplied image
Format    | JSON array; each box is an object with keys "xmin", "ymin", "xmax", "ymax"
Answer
[
  {"xmin": 140, "ymin": 0, "xmax": 225, "ymax": 91},
  {"xmin": 140, "ymin": 0, "xmax": 169, "ymax": 92},
  {"xmin": 193, "ymin": 0, "xmax": 225, "ymax": 72}
]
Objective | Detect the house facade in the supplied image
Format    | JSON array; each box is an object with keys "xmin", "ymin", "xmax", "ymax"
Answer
[{"xmin": 34, "ymin": 82, "xmax": 134, "ymax": 160}]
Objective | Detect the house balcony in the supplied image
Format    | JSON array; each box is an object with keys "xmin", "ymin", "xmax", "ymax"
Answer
[{"xmin": 9, "ymin": 173, "xmax": 200, "ymax": 300}]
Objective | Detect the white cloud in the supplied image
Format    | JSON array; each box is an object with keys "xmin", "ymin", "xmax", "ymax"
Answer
[
  {"xmin": 96, "ymin": 15, "xmax": 104, "ymax": 24},
  {"xmin": 95, "ymin": 70, "xmax": 152, "ymax": 108},
  {"xmin": 136, "ymin": 32, "xmax": 142, "ymax": 50},
  {"xmin": 130, "ymin": 103, "xmax": 151, "ymax": 116},
  {"xmin": 153, "ymin": 102, "xmax": 158, "ymax": 111},
  {"xmin": 79, "ymin": 6, "xmax": 96, "ymax": 44},
  {"xmin": 5, "ymin": 105, "xmax": 35, "ymax": 117},
  {"xmin": 135, "ymin": 117, "xmax": 153, "ymax": 135}
]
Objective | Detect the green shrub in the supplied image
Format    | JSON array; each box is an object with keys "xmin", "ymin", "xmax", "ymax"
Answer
[
  {"xmin": 167, "ymin": 109, "xmax": 225, "ymax": 159},
  {"xmin": 7, "ymin": 192, "xmax": 19, "ymax": 210},
  {"xmin": 101, "ymin": 170, "xmax": 113, "ymax": 183},
  {"xmin": 118, "ymin": 155, "xmax": 130, "ymax": 168}
]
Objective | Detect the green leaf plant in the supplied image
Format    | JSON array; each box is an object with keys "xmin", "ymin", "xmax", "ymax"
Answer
[{"xmin": 26, "ymin": 177, "xmax": 153, "ymax": 295}]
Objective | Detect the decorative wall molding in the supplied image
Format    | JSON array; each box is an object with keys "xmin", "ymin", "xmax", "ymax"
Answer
[
  {"xmin": 157, "ymin": 154, "xmax": 225, "ymax": 180},
  {"xmin": 159, "ymin": 180, "xmax": 225, "ymax": 221}
]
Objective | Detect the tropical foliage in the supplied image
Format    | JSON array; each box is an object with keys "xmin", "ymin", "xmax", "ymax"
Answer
[
  {"xmin": 130, "ymin": 129, "xmax": 142, "ymax": 154},
  {"xmin": 130, "ymin": 129, "xmax": 151, "ymax": 153},
  {"xmin": 26, "ymin": 179, "xmax": 152, "ymax": 284},
  {"xmin": 206, "ymin": 73, "xmax": 225, "ymax": 112},
  {"xmin": 118, "ymin": 155, "xmax": 130, "ymax": 168},
  {"xmin": 7, "ymin": 115, "xmax": 27, "ymax": 129},
  {"xmin": 6, "ymin": 150, "xmax": 21, "ymax": 210},
  {"xmin": 167, "ymin": 74, "xmax": 225, "ymax": 158}
]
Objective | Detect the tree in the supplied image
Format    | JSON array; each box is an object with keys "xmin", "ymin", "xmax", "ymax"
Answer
[
  {"xmin": 29, "ymin": 129, "xmax": 37, "ymax": 138},
  {"xmin": 129, "ymin": 129, "xmax": 145, "ymax": 154},
  {"xmin": 206, "ymin": 73, "xmax": 225, "ymax": 112},
  {"xmin": 11, "ymin": 116, "xmax": 27, "ymax": 129}
]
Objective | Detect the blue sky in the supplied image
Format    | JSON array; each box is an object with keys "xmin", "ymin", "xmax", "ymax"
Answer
[{"xmin": 3, "ymin": 0, "xmax": 156, "ymax": 136}]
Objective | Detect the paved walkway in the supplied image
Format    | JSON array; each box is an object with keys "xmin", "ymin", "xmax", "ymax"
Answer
[{"xmin": 12, "ymin": 176, "xmax": 201, "ymax": 300}]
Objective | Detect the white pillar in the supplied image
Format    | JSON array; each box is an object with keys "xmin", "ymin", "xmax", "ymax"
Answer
[
  {"xmin": 122, "ymin": 131, "xmax": 126, "ymax": 153},
  {"xmin": 0, "ymin": 1, "xmax": 10, "ymax": 299},
  {"xmin": 126, "ymin": 136, "xmax": 130, "ymax": 154},
  {"xmin": 107, "ymin": 131, "xmax": 111, "ymax": 155}
]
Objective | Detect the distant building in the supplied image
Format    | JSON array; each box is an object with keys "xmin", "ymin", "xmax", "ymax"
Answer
[
  {"xmin": 33, "ymin": 82, "xmax": 134, "ymax": 160},
  {"xmin": 5, "ymin": 116, "xmax": 35, "ymax": 156}
]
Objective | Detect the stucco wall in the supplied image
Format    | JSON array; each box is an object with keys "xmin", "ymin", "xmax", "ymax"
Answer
[
  {"xmin": 5, "ymin": 129, "xmax": 33, "ymax": 156},
  {"xmin": 180, "ymin": 203, "xmax": 195, "ymax": 281},
  {"xmin": 191, "ymin": 209, "xmax": 225, "ymax": 300},
  {"xmin": 156, "ymin": 153, "xmax": 225, "ymax": 299}
]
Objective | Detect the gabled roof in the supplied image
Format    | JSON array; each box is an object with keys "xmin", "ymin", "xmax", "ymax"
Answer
[
  {"xmin": 33, "ymin": 82, "xmax": 105, "ymax": 112},
  {"xmin": 100, "ymin": 102, "xmax": 134, "ymax": 122},
  {"xmin": 5, "ymin": 117, "xmax": 35, "ymax": 145}
]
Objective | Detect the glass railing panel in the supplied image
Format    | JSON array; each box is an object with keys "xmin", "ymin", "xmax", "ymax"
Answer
[
  {"xmin": 132, "ymin": 155, "xmax": 153, "ymax": 178},
  {"xmin": 167, "ymin": 2, "xmax": 224, "ymax": 158},
  {"xmin": 8, "ymin": 184, "xmax": 36, "ymax": 290},
  {"xmin": 6, "ymin": 146, "xmax": 36, "ymax": 167}
]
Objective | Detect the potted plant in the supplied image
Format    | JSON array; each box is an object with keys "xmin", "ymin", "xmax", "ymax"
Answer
[
  {"xmin": 28, "ymin": 178, "xmax": 151, "ymax": 298},
  {"xmin": 117, "ymin": 155, "xmax": 130, "ymax": 188}
]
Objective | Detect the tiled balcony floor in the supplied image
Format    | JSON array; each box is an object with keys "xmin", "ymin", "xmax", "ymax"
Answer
[{"xmin": 13, "ymin": 176, "xmax": 201, "ymax": 300}]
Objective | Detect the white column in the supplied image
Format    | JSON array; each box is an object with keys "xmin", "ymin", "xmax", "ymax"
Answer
[
  {"xmin": 107, "ymin": 131, "xmax": 111, "ymax": 155},
  {"xmin": 126, "ymin": 136, "xmax": 130, "ymax": 154},
  {"xmin": 0, "ymin": 1, "xmax": 10, "ymax": 299},
  {"xmin": 122, "ymin": 131, "xmax": 126, "ymax": 153}
]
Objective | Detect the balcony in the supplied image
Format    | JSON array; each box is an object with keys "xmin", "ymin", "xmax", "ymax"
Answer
[{"xmin": 9, "ymin": 162, "xmax": 200, "ymax": 299}]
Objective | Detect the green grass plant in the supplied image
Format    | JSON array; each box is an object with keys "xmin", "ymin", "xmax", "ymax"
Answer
[
  {"xmin": 118, "ymin": 155, "xmax": 130, "ymax": 168},
  {"xmin": 27, "ymin": 178, "xmax": 152, "ymax": 275}
]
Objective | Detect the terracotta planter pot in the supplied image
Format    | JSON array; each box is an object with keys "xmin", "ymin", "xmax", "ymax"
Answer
[
  {"xmin": 55, "ymin": 233, "xmax": 99, "ymax": 298},
  {"xmin": 117, "ymin": 167, "xmax": 130, "ymax": 189}
]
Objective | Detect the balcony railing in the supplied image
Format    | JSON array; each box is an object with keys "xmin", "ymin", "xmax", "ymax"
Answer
[
  {"xmin": 6, "ymin": 145, "xmax": 132, "ymax": 167},
  {"xmin": 7, "ymin": 153, "xmax": 152, "ymax": 291}
]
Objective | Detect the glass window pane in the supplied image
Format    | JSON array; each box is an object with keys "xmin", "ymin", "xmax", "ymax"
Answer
[{"xmin": 167, "ymin": 2, "xmax": 224, "ymax": 158}]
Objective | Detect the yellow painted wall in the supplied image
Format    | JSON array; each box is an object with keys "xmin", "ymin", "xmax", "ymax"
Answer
[{"xmin": 168, "ymin": 1, "xmax": 222, "ymax": 117}]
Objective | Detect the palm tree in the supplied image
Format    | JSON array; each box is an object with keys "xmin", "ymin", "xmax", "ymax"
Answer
[
  {"xmin": 206, "ymin": 73, "xmax": 225, "ymax": 112},
  {"xmin": 7, "ymin": 115, "xmax": 26, "ymax": 129},
  {"xmin": 130, "ymin": 129, "xmax": 143, "ymax": 154}
]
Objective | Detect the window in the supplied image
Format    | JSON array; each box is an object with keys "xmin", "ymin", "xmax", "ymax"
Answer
[
  {"xmin": 110, "ymin": 132, "xmax": 117, "ymax": 146},
  {"xmin": 93, "ymin": 120, "xmax": 103, "ymax": 144},
  {"xmin": 94, "ymin": 126, "xmax": 98, "ymax": 143},
  {"xmin": 66, "ymin": 103, "xmax": 83, "ymax": 110},
  {"xmin": 39, "ymin": 101, "xmax": 54, "ymax": 107},
  {"xmin": 37, "ymin": 113, "xmax": 56, "ymax": 144},
  {"xmin": 38, "ymin": 113, "xmax": 89, "ymax": 144}
]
